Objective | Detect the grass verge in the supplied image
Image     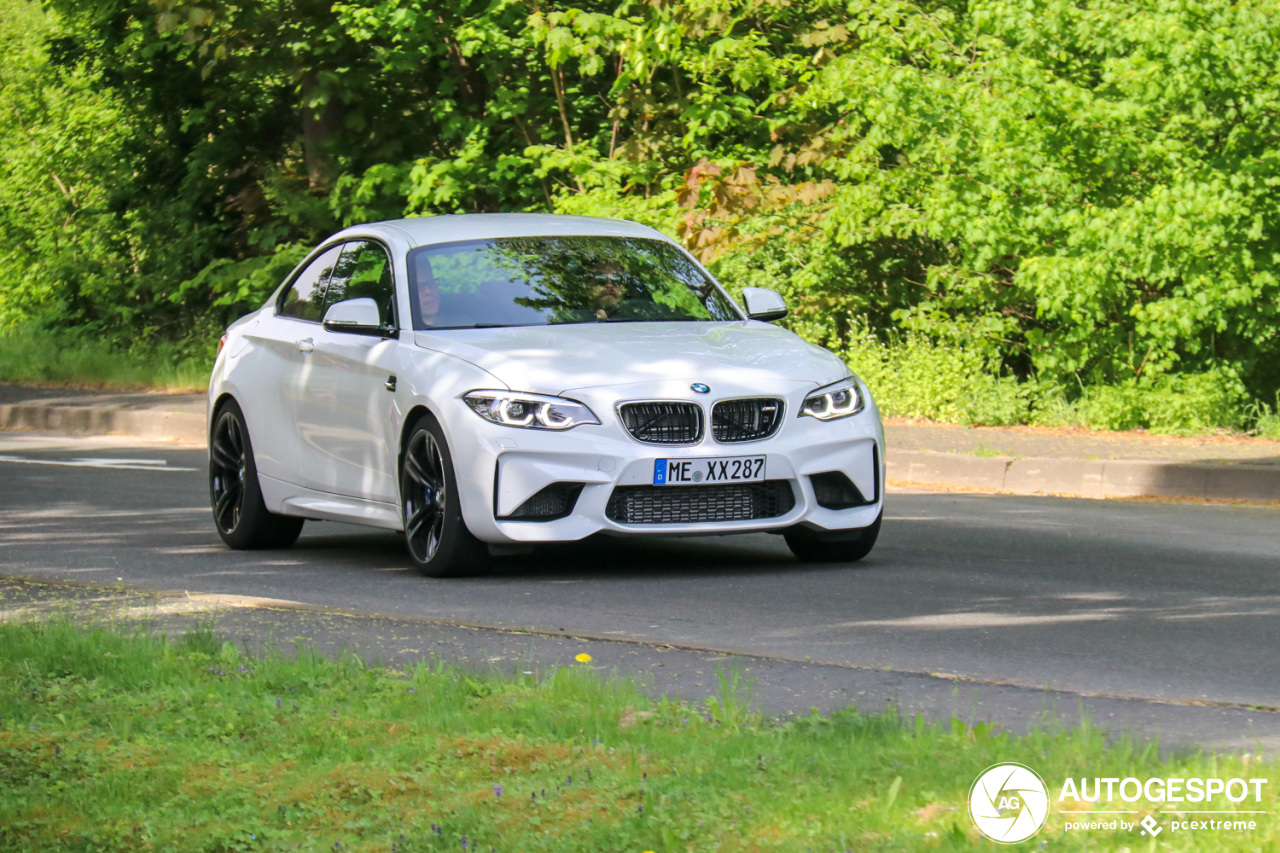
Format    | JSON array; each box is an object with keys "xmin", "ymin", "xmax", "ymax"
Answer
[
  {"xmin": 1, "ymin": 621, "xmax": 1275, "ymax": 851},
  {"xmin": 0, "ymin": 325, "xmax": 210, "ymax": 392}
]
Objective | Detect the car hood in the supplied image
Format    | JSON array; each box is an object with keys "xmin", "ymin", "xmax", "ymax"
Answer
[{"xmin": 412, "ymin": 322, "xmax": 847, "ymax": 395}]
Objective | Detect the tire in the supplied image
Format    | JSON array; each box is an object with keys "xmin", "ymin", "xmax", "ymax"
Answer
[
  {"xmin": 785, "ymin": 510, "xmax": 882, "ymax": 564},
  {"xmin": 399, "ymin": 414, "xmax": 489, "ymax": 577},
  {"xmin": 209, "ymin": 400, "xmax": 304, "ymax": 550}
]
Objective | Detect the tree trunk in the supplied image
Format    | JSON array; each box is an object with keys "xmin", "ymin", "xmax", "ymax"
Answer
[{"xmin": 300, "ymin": 68, "xmax": 344, "ymax": 191}]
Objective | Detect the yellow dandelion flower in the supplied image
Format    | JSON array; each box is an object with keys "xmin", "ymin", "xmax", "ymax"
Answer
[{"xmin": 575, "ymin": 653, "xmax": 593, "ymax": 663}]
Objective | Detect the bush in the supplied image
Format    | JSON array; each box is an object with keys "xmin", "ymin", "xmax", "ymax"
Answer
[
  {"xmin": 792, "ymin": 315, "xmax": 1027, "ymax": 426},
  {"xmin": 801, "ymin": 314, "xmax": 1254, "ymax": 434},
  {"xmin": 845, "ymin": 333, "xmax": 1029, "ymax": 427},
  {"xmin": 1034, "ymin": 371, "xmax": 1248, "ymax": 434}
]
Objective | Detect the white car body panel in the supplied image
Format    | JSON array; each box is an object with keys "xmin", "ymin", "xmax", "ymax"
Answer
[
  {"xmin": 209, "ymin": 213, "xmax": 886, "ymax": 553},
  {"xmin": 291, "ymin": 330, "xmax": 400, "ymax": 501}
]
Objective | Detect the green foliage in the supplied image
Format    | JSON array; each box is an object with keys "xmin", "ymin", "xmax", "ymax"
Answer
[
  {"xmin": 0, "ymin": 0, "xmax": 129, "ymax": 328},
  {"xmin": 171, "ymin": 243, "xmax": 310, "ymax": 313},
  {"xmin": 1, "ymin": 0, "xmax": 1278, "ymax": 431}
]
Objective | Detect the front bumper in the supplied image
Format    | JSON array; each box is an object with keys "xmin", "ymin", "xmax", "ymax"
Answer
[{"xmin": 436, "ymin": 378, "xmax": 885, "ymax": 544}]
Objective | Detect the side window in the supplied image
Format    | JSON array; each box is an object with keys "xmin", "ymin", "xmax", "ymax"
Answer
[
  {"xmin": 279, "ymin": 245, "xmax": 342, "ymax": 322},
  {"xmin": 323, "ymin": 241, "xmax": 396, "ymax": 328}
]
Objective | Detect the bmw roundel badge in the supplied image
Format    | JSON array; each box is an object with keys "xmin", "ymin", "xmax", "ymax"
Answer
[{"xmin": 691, "ymin": 383, "xmax": 711, "ymax": 394}]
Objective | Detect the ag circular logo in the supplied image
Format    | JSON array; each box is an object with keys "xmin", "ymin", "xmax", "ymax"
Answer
[{"xmin": 969, "ymin": 763, "xmax": 1050, "ymax": 844}]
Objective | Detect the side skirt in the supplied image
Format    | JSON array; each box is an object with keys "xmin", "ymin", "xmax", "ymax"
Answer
[{"xmin": 258, "ymin": 473, "xmax": 403, "ymax": 531}]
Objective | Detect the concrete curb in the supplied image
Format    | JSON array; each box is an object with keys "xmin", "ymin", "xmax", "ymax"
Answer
[
  {"xmin": 0, "ymin": 402, "xmax": 206, "ymax": 443},
  {"xmin": 889, "ymin": 450, "xmax": 1280, "ymax": 502}
]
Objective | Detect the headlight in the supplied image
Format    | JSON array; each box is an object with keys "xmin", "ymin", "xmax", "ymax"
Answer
[
  {"xmin": 463, "ymin": 390, "xmax": 600, "ymax": 430},
  {"xmin": 799, "ymin": 376, "xmax": 864, "ymax": 420}
]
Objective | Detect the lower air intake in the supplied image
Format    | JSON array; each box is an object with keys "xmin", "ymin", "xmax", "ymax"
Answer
[
  {"xmin": 809, "ymin": 471, "xmax": 873, "ymax": 509},
  {"xmin": 605, "ymin": 481, "xmax": 795, "ymax": 524},
  {"xmin": 503, "ymin": 482, "xmax": 583, "ymax": 521}
]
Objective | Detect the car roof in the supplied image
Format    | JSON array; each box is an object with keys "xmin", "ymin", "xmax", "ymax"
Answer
[{"xmin": 331, "ymin": 213, "xmax": 670, "ymax": 249}]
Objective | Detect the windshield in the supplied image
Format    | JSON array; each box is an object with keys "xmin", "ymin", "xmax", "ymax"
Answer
[{"xmin": 406, "ymin": 236, "xmax": 741, "ymax": 330}]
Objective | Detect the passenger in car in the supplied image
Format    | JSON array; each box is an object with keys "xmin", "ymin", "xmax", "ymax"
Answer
[{"xmin": 411, "ymin": 255, "xmax": 441, "ymax": 326}]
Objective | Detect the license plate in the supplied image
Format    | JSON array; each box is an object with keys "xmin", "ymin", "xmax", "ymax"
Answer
[{"xmin": 653, "ymin": 456, "xmax": 766, "ymax": 486}]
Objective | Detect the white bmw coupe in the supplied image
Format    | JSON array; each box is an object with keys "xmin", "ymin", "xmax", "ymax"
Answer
[{"xmin": 208, "ymin": 214, "xmax": 884, "ymax": 576}]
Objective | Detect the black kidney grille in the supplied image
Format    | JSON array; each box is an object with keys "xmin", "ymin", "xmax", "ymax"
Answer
[
  {"xmin": 619, "ymin": 402, "xmax": 703, "ymax": 444},
  {"xmin": 712, "ymin": 398, "xmax": 784, "ymax": 442},
  {"xmin": 606, "ymin": 481, "xmax": 796, "ymax": 524}
]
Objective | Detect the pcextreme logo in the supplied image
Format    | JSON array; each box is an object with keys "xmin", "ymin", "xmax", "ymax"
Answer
[
  {"xmin": 968, "ymin": 763, "xmax": 1271, "ymax": 844},
  {"xmin": 969, "ymin": 763, "xmax": 1050, "ymax": 844}
]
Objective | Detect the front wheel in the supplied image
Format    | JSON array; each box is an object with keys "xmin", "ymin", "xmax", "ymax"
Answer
[
  {"xmin": 209, "ymin": 401, "xmax": 304, "ymax": 550},
  {"xmin": 400, "ymin": 415, "xmax": 488, "ymax": 577},
  {"xmin": 785, "ymin": 511, "xmax": 881, "ymax": 564}
]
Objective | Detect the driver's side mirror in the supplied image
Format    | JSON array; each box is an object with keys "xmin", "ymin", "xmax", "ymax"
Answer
[
  {"xmin": 322, "ymin": 297, "xmax": 392, "ymax": 337},
  {"xmin": 742, "ymin": 287, "xmax": 788, "ymax": 322}
]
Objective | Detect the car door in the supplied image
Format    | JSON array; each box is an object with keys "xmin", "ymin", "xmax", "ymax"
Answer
[
  {"xmin": 238, "ymin": 244, "xmax": 343, "ymax": 483},
  {"xmin": 292, "ymin": 240, "xmax": 402, "ymax": 503}
]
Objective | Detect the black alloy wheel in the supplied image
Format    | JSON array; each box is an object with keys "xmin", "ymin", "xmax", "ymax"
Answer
[
  {"xmin": 210, "ymin": 411, "xmax": 247, "ymax": 534},
  {"xmin": 209, "ymin": 401, "xmax": 304, "ymax": 550},
  {"xmin": 400, "ymin": 415, "xmax": 488, "ymax": 577},
  {"xmin": 402, "ymin": 428, "xmax": 447, "ymax": 562}
]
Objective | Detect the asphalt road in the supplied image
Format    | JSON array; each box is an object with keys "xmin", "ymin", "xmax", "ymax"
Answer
[{"xmin": 2, "ymin": 432, "xmax": 1278, "ymax": 714}]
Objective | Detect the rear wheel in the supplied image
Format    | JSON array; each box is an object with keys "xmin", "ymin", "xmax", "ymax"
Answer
[
  {"xmin": 400, "ymin": 415, "xmax": 488, "ymax": 577},
  {"xmin": 209, "ymin": 401, "xmax": 304, "ymax": 549},
  {"xmin": 785, "ymin": 511, "xmax": 881, "ymax": 564}
]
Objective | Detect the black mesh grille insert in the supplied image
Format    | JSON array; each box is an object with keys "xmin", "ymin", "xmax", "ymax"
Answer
[
  {"xmin": 618, "ymin": 402, "xmax": 703, "ymax": 444},
  {"xmin": 712, "ymin": 398, "xmax": 784, "ymax": 443},
  {"xmin": 503, "ymin": 483, "xmax": 584, "ymax": 521},
  {"xmin": 606, "ymin": 480, "xmax": 795, "ymax": 524}
]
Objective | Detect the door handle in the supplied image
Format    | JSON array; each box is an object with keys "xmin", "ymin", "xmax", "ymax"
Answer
[
  {"xmin": 385, "ymin": 375, "xmax": 397, "ymax": 392},
  {"xmin": 296, "ymin": 338, "xmax": 314, "ymax": 353}
]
